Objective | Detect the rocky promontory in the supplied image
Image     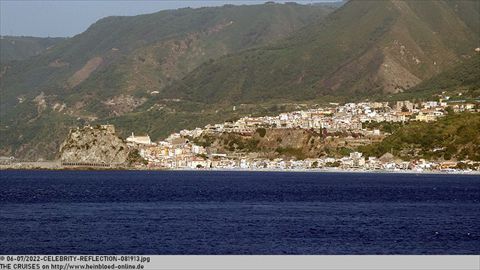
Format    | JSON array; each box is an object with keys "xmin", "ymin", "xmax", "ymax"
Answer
[{"xmin": 59, "ymin": 125, "xmax": 130, "ymax": 166}]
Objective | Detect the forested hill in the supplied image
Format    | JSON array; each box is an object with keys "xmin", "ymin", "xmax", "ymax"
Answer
[
  {"xmin": 0, "ymin": 36, "xmax": 65, "ymax": 62},
  {"xmin": 0, "ymin": 3, "xmax": 334, "ymax": 118},
  {"xmin": 359, "ymin": 113, "xmax": 480, "ymax": 162},
  {"xmin": 400, "ymin": 55, "xmax": 480, "ymax": 100},
  {"xmin": 161, "ymin": 0, "xmax": 479, "ymax": 104},
  {"xmin": 0, "ymin": 3, "xmax": 335, "ymax": 160},
  {"xmin": 1, "ymin": 1, "xmax": 479, "ymax": 161}
]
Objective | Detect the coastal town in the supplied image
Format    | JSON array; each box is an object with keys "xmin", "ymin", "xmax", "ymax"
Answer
[
  {"xmin": 121, "ymin": 97, "xmax": 479, "ymax": 173},
  {"xmin": 1, "ymin": 97, "xmax": 478, "ymax": 173}
]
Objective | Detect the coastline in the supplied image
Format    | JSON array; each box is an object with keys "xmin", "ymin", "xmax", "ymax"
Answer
[
  {"xmin": 1, "ymin": 163, "xmax": 479, "ymax": 175},
  {"xmin": 172, "ymin": 167, "xmax": 480, "ymax": 175}
]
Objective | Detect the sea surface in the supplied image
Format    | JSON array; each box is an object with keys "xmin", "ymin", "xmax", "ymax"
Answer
[{"xmin": 0, "ymin": 170, "xmax": 479, "ymax": 254}]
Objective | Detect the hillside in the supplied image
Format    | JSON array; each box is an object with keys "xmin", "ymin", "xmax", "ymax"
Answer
[
  {"xmin": 1, "ymin": 0, "xmax": 479, "ymax": 161},
  {"xmin": 0, "ymin": 3, "xmax": 334, "ymax": 160},
  {"xmin": 359, "ymin": 113, "xmax": 480, "ymax": 161},
  {"xmin": 0, "ymin": 3, "xmax": 333, "ymax": 119},
  {"xmin": 161, "ymin": 0, "xmax": 479, "ymax": 104},
  {"xmin": 393, "ymin": 54, "xmax": 480, "ymax": 100},
  {"xmin": 0, "ymin": 36, "xmax": 65, "ymax": 62},
  {"xmin": 192, "ymin": 127, "xmax": 379, "ymax": 160}
]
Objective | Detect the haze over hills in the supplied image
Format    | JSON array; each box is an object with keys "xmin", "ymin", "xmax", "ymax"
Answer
[
  {"xmin": 0, "ymin": 0, "xmax": 479, "ymax": 161},
  {"xmin": 0, "ymin": 36, "xmax": 66, "ymax": 62}
]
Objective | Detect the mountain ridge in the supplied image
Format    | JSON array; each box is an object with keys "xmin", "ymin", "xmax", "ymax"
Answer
[
  {"xmin": 0, "ymin": 3, "xmax": 335, "ymax": 159},
  {"xmin": 0, "ymin": 3, "xmax": 334, "ymax": 119},
  {"xmin": 0, "ymin": 0, "xmax": 478, "ymax": 161},
  {"xmin": 0, "ymin": 36, "xmax": 65, "ymax": 62},
  {"xmin": 160, "ymin": 0, "xmax": 479, "ymax": 104}
]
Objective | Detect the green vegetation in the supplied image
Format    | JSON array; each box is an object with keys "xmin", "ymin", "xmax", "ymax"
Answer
[
  {"xmin": 192, "ymin": 135, "xmax": 215, "ymax": 148},
  {"xmin": 325, "ymin": 161, "xmax": 341, "ymax": 167},
  {"xmin": 0, "ymin": 3, "xmax": 335, "ymax": 159},
  {"xmin": 359, "ymin": 113, "xmax": 480, "ymax": 161},
  {"xmin": 256, "ymin": 128, "xmax": 267, "ymax": 138},
  {"xmin": 127, "ymin": 149, "xmax": 148, "ymax": 165},
  {"xmin": 162, "ymin": 0, "xmax": 479, "ymax": 104},
  {"xmin": 416, "ymin": 55, "xmax": 480, "ymax": 98},
  {"xmin": 0, "ymin": 4, "xmax": 333, "ymax": 158},
  {"xmin": 337, "ymin": 147, "xmax": 353, "ymax": 156},
  {"xmin": 390, "ymin": 55, "xmax": 480, "ymax": 101},
  {"xmin": 222, "ymin": 135, "xmax": 260, "ymax": 152},
  {"xmin": 0, "ymin": 36, "xmax": 65, "ymax": 62},
  {"xmin": 455, "ymin": 162, "xmax": 479, "ymax": 170},
  {"xmin": 275, "ymin": 147, "xmax": 306, "ymax": 160},
  {"xmin": 1, "ymin": 3, "xmax": 333, "ymax": 116},
  {"xmin": 0, "ymin": 108, "xmax": 78, "ymax": 160},
  {"xmin": 1, "ymin": 1, "xmax": 479, "ymax": 160},
  {"xmin": 362, "ymin": 121, "xmax": 406, "ymax": 134}
]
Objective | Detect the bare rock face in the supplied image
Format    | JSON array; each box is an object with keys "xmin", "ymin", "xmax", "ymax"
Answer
[
  {"xmin": 67, "ymin": 56, "xmax": 103, "ymax": 88},
  {"xmin": 59, "ymin": 125, "xmax": 129, "ymax": 165}
]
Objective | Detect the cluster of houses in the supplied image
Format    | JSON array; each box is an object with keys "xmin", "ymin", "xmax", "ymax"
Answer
[
  {"xmin": 124, "ymin": 99, "xmax": 478, "ymax": 172},
  {"xmin": 176, "ymin": 99, "xmax": 477, "ymax": 138}
]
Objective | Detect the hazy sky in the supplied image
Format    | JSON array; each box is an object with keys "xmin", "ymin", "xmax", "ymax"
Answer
[{"xmin": 0, "ymin": 0, "xmax": 339, "ymax": 37}]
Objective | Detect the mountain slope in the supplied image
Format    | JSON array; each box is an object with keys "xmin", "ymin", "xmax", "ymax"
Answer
[
  {"xmin": 399, "ymin": 54, "xmax": 480, "ymax": 100},
  {"xmin": 0, "ymin": 3, "xmax": 335, "ymax": 160},
  {"xmin": 2, "ymin": 0, "xmax": 479, "ymax": 161},
  {"xmin": 359, "ymin": 113, "xmax": 480, "ymax": 161},
  {"xmin": 0, "ymin": 36, "xmax": 65, "ymax": 62},
  {"xmin": 161, "ymin": 0, "xmax": 479, "ymax": 104},
  {"xmin": 0, "ymin": 3, "xmax": 333, "ymax": 119}
]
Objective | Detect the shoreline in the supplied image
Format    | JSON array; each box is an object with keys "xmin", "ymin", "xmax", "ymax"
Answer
[
  {"xmin": 173, "ymin": 167, "xmax": 480, "ymax": 175},
  {"xmin": 1, "ymin": 164, "xmax": 479, "ymax": 175}
]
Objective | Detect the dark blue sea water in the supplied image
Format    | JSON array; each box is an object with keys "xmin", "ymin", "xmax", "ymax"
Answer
[{"xmin": 0, "ymin": 170, "xmax": 479, "ymax": 254}]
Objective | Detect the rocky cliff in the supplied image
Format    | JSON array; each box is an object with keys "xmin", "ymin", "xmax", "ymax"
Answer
[
  {"xmin": 193, "ymin": 128, "xmax": 380, "ymax": 160},
  {"xmin": 59, "ymin": 125, "xmax": 129, "ymax": 165}
]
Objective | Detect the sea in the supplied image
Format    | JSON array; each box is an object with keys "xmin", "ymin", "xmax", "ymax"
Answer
[{"xmin": 0, "ymin": 170, "xmax": 479, "ymax": 254}]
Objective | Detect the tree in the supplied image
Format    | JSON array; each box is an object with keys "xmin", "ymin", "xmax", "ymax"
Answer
[
  {"xmin": 256, "ymin": 128, "xmax": 267, "ymax": 138},
  {"xmin": 127, "ymin": 149, "xmax": 147, "ymax": 165},
  {"xmin": 445, "ymin": 106, "xmax": 454, "ymax": 115}
]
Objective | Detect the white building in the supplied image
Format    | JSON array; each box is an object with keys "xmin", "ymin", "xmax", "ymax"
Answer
[{"xmin": 126, "ymin": 132, "xmax": 153, "ymax": 145}]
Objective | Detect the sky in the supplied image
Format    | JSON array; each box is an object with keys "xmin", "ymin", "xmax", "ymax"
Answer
[{"xmin": 0, "ymin": 0, "xmax": 340, "ymax": 37}]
